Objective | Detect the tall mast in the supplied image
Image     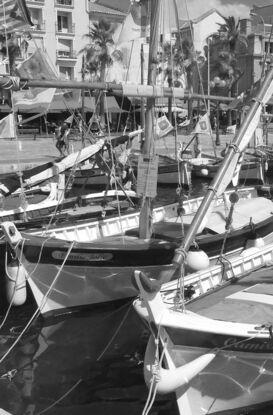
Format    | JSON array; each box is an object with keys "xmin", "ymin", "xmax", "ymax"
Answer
[
  {"xmin": 173, "ymin": 65, "xmax": 273, "ymax": 267},
  {"xmin": 138, "ymin": 0, "xmax": 161, "ymax": 239}
]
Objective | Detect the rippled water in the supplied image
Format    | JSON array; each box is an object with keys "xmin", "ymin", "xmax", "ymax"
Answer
[{"xmin": 0, "ymin": 180, "xmax": 273, "ymax": 414}]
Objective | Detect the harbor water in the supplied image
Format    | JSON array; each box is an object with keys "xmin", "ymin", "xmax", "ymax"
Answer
[{"xmin": 0, "ymin": 180, "xmax": 273, "ymax": 414}]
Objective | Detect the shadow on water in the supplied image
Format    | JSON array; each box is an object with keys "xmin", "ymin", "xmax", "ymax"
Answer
[{"xmin": 0, "ymin": 302, "xmax": 178, "ymax": 415}]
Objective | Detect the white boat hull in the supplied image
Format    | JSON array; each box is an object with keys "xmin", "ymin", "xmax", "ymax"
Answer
[
  {"xmin": 25, "ymin": 260, "xmax": 177, "ymax": 315},
  {"xmin": 173, "ymin": 345, "xmax": 273, "ymax": 414}
]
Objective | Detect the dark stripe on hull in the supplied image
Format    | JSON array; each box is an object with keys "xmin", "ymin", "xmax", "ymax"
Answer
[
  {"xmin": 167, "ymin": 327, "xmax": 273, "ymax": 353},
  {"xmin": 20, "ymin": 238, "xmax": 178, "ymax": 267}
]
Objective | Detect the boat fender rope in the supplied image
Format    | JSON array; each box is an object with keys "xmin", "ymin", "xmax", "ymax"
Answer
[
  {"xmin": 207, "ymin": 186, "xmax": 218, "ymax": 196},
  {"xmin": 228, "ymin": 143, "xmax": 240, "ymax": 153},
  {"xmin": 172, "ymin": 246, "xmax": 187, "ymax": 267},
  {"xmin": 132, "ymin": 270, "xmax": 161, "ymax": 294},
  {"xmin": 0, "ymin": 369, "xmax": 17, "ymax": 381}
]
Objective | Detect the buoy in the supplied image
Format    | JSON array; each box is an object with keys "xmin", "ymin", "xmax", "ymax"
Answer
[
  {"xmin": 5, "ymin": 258, "xmax": 27, "ymax": 306},
  {"xmin": 185, "ymin": 246, "xmax": 210, "ymax": 273},
  {"xmin": 245, "ymin": 237, "xmax": 265, "ymax": 249},
  {"xmin": 200, "ymin": 168, "xmax": 209, "ymax": 176},
  {"xmin": 144, "ymin": 336, "xmax": 216, "ymax": 394}
]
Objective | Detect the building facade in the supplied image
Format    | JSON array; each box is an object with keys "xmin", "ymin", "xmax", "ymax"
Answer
[{"xmin": 23, "ymin": 0, "xmax": 92, "ymax": 81}]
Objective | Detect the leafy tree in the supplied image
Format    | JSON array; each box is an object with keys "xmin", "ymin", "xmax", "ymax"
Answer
[
  {"xmin": 157, "ymin": 37, "xmax": 204, "ymax": 129},
  {"xmin": 80, "ymin": 19, "xmax": 118, "ymax": 127},
  {"xmin": 206, "ymin": 16, "xmax": 248, "ymax": 95}
]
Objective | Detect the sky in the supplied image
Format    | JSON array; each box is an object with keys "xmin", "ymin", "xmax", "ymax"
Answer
[
  {"xmin": 97, "ymin": 1, "xmax": 271, "ymax": 21},
  {"xmin": 177, "ymin": 0, "xmax": 269, "ymax": 20}
]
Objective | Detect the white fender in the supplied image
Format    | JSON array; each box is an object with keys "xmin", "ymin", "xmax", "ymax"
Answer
[
  {"xmin": 200, "ymin": 168, "xmax": 209, "ymax": 176},
  {"xmin": 245, "ymin": 237, "xmax": 265, "ymax": 249},
  {"xmin": 144, "ymin": 336, "xmax": 216, "ymax": 394},
  {"xmin": 185, "ymin": 248, "xmax": 210, "ymax": 273},
  {"xmin": 6, "ymin": 258, "xmax": 27, "ymax": 306}
]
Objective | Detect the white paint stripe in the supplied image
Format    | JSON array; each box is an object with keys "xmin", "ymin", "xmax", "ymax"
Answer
[{"xmin": 228, "ymin": 291, "xmax": 273, "ymax": 306}]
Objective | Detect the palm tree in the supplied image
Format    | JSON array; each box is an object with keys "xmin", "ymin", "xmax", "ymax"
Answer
[
  {"xmin": 209, "ymin": 16, "xmax": 247, "ymax": 93},
  {"xmin": 217, "ymin": 16, "xmax": 248, "ymax": 55},
  {"xmin": 158, "ymin": 37, "xmax": 204, "ymax": 130},
  {"xmin": 180, "ymin": 38, "xmax": 204, "ymax": 131},
  {"xmin": 80, "ymin": 20, "xmax": 117, "ymax": 128},
  {"xmin": 157, "ymin": 40, "xmax": 185, "ymax": 121}
]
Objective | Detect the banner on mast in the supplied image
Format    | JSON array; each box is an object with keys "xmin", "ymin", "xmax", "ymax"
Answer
[
  {"xmin": 0, "ymin": 0, "xmax": 33, "ymax": 33},
  {"xmin": 155, "ymin": 115, "xmax": 173, "ymax": 138},
  {"xmin": 193, "ymin": 113, "xmax": 211, "ymax": 134},
  {"xmin": 13, "ymin": 88, "xmax": 56, "ymax": 112},
  {"xmin": 16, "ymin": 49, "xmax": 57, "ymax": 80}
]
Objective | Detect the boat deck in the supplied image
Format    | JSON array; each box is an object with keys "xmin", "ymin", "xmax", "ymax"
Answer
[{"xmin": 186, "ymin": 266, "xmax": 273, "ymax": 325}]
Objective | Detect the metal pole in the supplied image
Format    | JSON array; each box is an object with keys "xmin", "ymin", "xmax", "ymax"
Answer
[
  {"xmin": 138, "ymin": 0, "xmax": 161, "ymax": 239},
  {"xmin": 81, "ymin": 55, "xmax": 85, "ymax": 147}
]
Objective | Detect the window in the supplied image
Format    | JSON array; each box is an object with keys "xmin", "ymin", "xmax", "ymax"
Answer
[
  {"xmin": 58, "ymin": 15, "xmax": 68, "ymax": 32},
  {"xmin": 59, "ymin": 66, "xmax": 73, "ymax": 80},
  {"xmin": 56, "ymin": 0, "xmax": 73, "ymax": 5}
]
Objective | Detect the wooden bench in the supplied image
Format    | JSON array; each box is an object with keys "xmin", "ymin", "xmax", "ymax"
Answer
[
  {"xmin": 18, "ymin": 128, "xmax": 40, "ymax": 135},
  {"xmin": 17, "ymin": 128, "xmax": 40, "ymax": 140}
]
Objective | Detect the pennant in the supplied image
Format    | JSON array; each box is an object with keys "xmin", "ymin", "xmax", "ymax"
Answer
[
  {"xmin": 155, "ymin": 115, "xmax": 173, "ymax": 138},
  {"xmin": 12, "ymin": 88, "xmax": 56, "ymax": 112},
  {"xmin": 16, "ymin": 49, "xmax": 57, "ymax": 80},
  {"xmin": 194, "ymin": 113, "xmax": 211, "ymax": 134},
  {"xmin": 0, "ymin": 114, "xmax": 15, "ymax": 138},
  {"xmin": 0, "ymin": 0, "xmax": 33, "ymax": 33}
]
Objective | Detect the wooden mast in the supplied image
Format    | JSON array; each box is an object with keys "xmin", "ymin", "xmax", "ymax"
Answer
[
  {"xmin": 173, "ymin": 65, "xmax": 273, "ymax": 267},
  {"xmin": 138, "ymin": 0, "xmax": 161, "ymax": 239}
]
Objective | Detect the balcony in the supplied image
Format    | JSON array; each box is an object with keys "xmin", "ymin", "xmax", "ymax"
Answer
[
  {"xmin": 32, "ymin": 21, "xmax": 46, "ymax": 32},
  {"xmin": 55, "ymin": 23, "xmax": 75, "ymax": 36},
  {"xmin": 56, "ymin": 49, "xmax": 77, "ymax": 60},
  {"xmin": 55, "ymin": 0, "xmax": 74, "ymax": 7}
]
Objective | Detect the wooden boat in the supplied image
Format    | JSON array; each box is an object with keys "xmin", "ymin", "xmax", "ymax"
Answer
[
  {"xmin": 1, "ymin": 0, "xmax": 273, "ymax": 317},
  {"xmin": 191, "ymin": 156, "xmax": 265, "ymax": 184},
  {"xmin": 0, "ymin": 134, "xmax": 140, "ymax": 224},
  {"xmin": 133, "ymin": 252, "xmax": 273, "ymax": 415},
  {"xmin": 132, "ymin": 51, "xmax": 273, "ymax": 415},
  {"xmin": 2, "ymin": 186, "xmax": 273, "ymax": 315},
  {"xmin": 70, "ymin": 153, "xmax": 191, "ymax": 188}
]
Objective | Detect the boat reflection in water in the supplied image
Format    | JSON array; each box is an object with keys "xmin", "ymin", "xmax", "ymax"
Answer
[{"xmin": 0, "ymin": 302, "xmax": 178, "ymax": 415}]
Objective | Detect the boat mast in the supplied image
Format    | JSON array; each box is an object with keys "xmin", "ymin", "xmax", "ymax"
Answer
[
  {"xmin": 138, "ymin": 0, "xmax": 161, "ymax": 239},
  {"xmin": 173, "ymin": 65, "xmax": 273, "ymax": 267}
]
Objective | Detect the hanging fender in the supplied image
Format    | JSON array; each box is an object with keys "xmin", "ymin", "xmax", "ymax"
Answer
[
  {"xmin": 144, "ymin": 336, "xmax": 216, "ymax": 394},
  {"xmin": 5, "ymin": 257, "xmax": 27, "ymax": 306}
]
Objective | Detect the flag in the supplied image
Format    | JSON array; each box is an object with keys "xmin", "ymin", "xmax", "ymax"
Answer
[
  {"xmin": 155, "ymin": 115, "xmax": 173, "ymax": 138},
  {"xmin": 16, "ymin": 49, "xmax": 57, "ymax": 80},
  {"xmin": 193, "ymin": 113, "xmax": 211, "ymax": 134},
  {"xmin": 0, "ymin": 114, "xmax": 15, "ymax": 138},
  {"xmin": 0, "ymin": 0, "xmax": 33, "ymax": 33},
  {"xmin": 12, "ymin": 88, "xmax": 56, "ymax": 113}
]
